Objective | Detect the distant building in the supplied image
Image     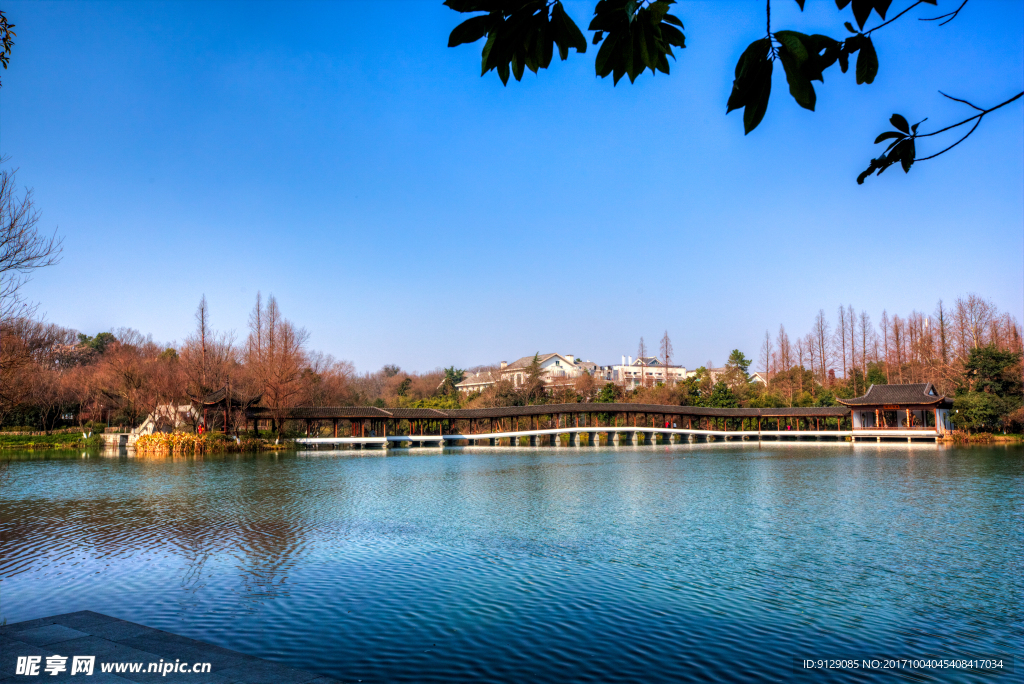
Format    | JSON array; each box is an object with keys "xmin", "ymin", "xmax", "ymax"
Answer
[
  {"xmin": 456, "ymin": 370, "xmax": 500, "ymax": 394},
  {"xmin": 595, "ymin": 356, "xmax": 693, "ymax": 389},
  {"xmin": 454, "ymin": 353, "xmax": 588, "ymax": 394},
  {"xmin": 750, "ymin": 371, "xmax": 773, "ymax": 385}
]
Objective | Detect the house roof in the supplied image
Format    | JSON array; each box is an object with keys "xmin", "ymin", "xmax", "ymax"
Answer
[
  {"xmin": 456, "ymin": 371, "xmax": 499, "ymax": 387},
  {"xmin": 503, "ymin": 353, "xmax": 563, "ymax": 371},
  {"xmin": 837, "ymin": 383, "xmax": 949, "ymax": 407}
]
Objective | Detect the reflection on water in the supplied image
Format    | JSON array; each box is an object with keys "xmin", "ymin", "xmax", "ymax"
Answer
[{"xmin": 1, "ymin": 444, "xmax": 1021, "ymax": 683}]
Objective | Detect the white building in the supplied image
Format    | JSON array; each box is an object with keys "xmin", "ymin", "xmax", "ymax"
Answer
[
  {"xmin": 595, "ymin": 356, "xmax": 693, "ymax": 389},
  {"xmin": 455, "ymin": 353, "xmax": 589, "ymax": 394}
]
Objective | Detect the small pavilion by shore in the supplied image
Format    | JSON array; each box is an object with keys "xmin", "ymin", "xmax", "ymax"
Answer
[{"xmin": 838, "ymin": 383, "xmax": 953, "ymax": 433}]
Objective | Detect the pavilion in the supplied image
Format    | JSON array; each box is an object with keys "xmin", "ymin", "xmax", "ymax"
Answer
[{"xmin": 837, "ymin": 383, "xmax": 954, "ymax": 433}]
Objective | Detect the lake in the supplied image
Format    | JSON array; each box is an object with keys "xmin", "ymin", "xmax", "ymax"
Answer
[{"xmin": 1, "ymin": 444, "xmax": 1020, "ymax": 682}]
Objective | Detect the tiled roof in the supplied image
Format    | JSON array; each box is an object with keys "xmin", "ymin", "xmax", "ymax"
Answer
[
  {"xmin": 243, "ymin": 401, "xmax": 853, "ymax": 421},
  {"xmin": 456, "ymin": 371, "xmax": 498, "ymax": 387},
  {"xmin": 387, "ymin": 408, "xmax": 451, "ymax": 419},
  {"xmin": 247, "ymin": 406, "xmax": 392, "ymax": 419},
  {"xmin": 446, "ymin": 403, "xmax": 849, "ymax": 419},
  {"xmin": 503, "ymin": 353, "xmax": 561, "ymax": 371},
  {"xmin": 837, "ymin": 383, "xmax": 947, "ymax": 406}
]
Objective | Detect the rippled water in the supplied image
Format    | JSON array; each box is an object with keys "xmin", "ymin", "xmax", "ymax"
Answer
[{"xmin": 1, "ymin": 444, "xmax": 1021, "ymax": 682}]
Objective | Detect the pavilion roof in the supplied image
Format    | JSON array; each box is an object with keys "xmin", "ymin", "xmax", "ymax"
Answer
[{"xmin": 837, "ymin": 383, "xmax": 949, "ymax": 407}]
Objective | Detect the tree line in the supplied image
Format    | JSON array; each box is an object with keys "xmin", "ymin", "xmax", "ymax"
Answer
[
  {"xmin": 0, "ymin": 291, "xmax": 1019, "ymax": 435},
  {"xmin": 458, "ymin": 294, "xmax": 1022, "ymax": 434},
  {"xmin": 0, "ymin": 294, "xmax": 457, "ymax": 433}
]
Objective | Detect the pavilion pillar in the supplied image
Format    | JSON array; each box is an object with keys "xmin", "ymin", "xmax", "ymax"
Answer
[
  {"xmin": 875, "ymin": 409, "xmax": 880, "ymax": 428},
  {"xmin": 333, "ymin": 419, "xmax": 338, "ymax": 438}
]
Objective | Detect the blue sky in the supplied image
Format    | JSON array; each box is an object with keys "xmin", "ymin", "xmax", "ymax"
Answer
[{"xmin": 2, "ymin": 0, "xmax": 1021, "ymax": 372}]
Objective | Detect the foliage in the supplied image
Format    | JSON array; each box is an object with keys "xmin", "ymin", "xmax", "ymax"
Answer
[
  {"xmin": 726, "ymin": 349, "xmax": 751, "ymax": 376},
  {"xmin": 445, "ymin": 0, "xmax": 1022, "ymax": 182},
  {"xmin": 0, "ymin": 432, "xmax": 102, "ymax": 450},
  {"xmin": 958, "ymin": 344, "xmax": 1022, "ymax": 397},
  {"xmin": 0, "ymin": 10, "xmax": 13, "ymax": 84},
  {"xmin": 438, "ymin": 366, "xmax": 466, "ymax": 396},
  {"xmin": 951, "ymin": 392, "xmax": 1008, "ymax": 433},
  {"xmin": 445, "ymin": 0, "xmax": 588, "ymax": 84},
  {"xmin": 78, "ymin": 332, "xmax": 116, "ymax": 355},
  {"xmin": 402, "ymin": 395, "xmax": 463, "ymax": 410},
  {"xmin": 596, "ymin": 381, "xmax": 622, "ymax": 403}
]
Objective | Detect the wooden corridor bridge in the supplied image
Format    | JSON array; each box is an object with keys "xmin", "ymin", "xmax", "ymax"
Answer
[{"xmin": 236, "ymin": 402, "xmax": 942, "ymax": 449}]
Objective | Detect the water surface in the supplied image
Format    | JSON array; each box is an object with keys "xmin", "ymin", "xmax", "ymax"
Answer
[{"xmin": 1, "ymin": 444, "xmax": 1021, "ymax": 682}]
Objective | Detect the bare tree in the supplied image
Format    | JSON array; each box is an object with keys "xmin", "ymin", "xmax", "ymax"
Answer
[
  {"xmin": 812, "ymin": 309, "xmax": 832, "ymax": 385},
  {"xmin": 776, "ymin": 324, "xmax": 792, "ymax": 371},
  {"xmin": 835, "ymin": 305, "xmax": 849, "ymax": 380},
  {"xmin": 759, "ymin": 330, "xmax": 774, "ymax": 376},
  {"xmin": 879, "ymin": 310, "xmax": 892, "ymax": 384},
  {"xmin": 181, "ymin": 296, "xmax": 235, "ymax": 400},
  {"xmin": 859, "ymin": 310, "xmax": 872, "ymax": 378},
  {"xmin": 0, "ymin": 165, "xmax": 62, "ymax": 321},
  {"xmin": 659, "ymin": 330, "xmax": 674, "ymax": 384},
  {"xmin": 636, "ymin": 336, "xmax": 648, "ymax": 388},
  {"xmin": 245, "ymin": 293, "xmax": 309, "ymax": 435}
]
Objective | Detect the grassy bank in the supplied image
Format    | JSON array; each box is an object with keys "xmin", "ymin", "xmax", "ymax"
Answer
[{"xmin": 0, "ymin": 433, "xmax": 104, "ymax": 450}]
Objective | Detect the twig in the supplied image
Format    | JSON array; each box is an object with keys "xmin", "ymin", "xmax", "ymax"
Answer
[
  {"xmin": 864, "ymin": 0, "xmax": 927, "ymax": 35},
  {"xmin": 920, "ymin": 0, "xmax": 969, "ymax": 26},
  {"xmin": 914, "ymin": 90, "xmax": 1023, "ymax": 162},
  {"xmin": 916, "ymin": 91, "xmax": 1022, "ymax": 139}
]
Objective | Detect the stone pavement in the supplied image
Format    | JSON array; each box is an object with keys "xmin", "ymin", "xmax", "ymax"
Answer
[{"xmin": 0, "ymin": 612, "xmax": 341, "ymax": 683}]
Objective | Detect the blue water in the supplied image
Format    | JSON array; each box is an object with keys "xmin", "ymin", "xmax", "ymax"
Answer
[{"xmin": 1, "ymin": 444, "xmax": 1021, "ymax": 682}]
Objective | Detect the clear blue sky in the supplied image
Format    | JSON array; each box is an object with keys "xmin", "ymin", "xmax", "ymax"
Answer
[{"xmin": 2, "ymin": 0, "xmax": 1021, "ymax": 372}]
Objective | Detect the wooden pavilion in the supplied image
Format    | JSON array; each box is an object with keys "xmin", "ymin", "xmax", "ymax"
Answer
[{"xmin": 837, "ymin": 383, "xmax": 953, "ymax": 433}]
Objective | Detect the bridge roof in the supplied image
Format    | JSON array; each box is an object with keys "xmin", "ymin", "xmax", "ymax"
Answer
[
  {"xmin": 387, "ymin": 408, "xmax": 451, "ymax": 419},
  {"xmin": 247, "ymin": 406, "xmax": 393, "ymax": 420},
  {"xmin": 446, "ymin": 403, "xmax": 849, "ymax": 419},
  {"xmin": 245, "ymin": 402, "xmax": 852, "ymax": 421}
]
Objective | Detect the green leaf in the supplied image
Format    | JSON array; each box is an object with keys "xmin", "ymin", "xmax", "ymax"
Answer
[
  {"xmin": 889, "ymin": 113, "xmax": 909, "ymax": 133},
  {"xmin": 743, "ymin": 59, "xmax": 773, "ymax": 133},
  {"xmin": 775, "ymin": 31, "xmax": 808, "ymax": 64},
  {"xmin": 855, "ymin": 36, "xmax": 877, "ymax": 84},
  {"xmin": 552, "ymin": 2, "xmax": 587, "ymax": 56},
  {"xmin": 874, "ymin": 131, "xmax": 904, "ymax": 144},
  {"xmin": 448, "ymin": 15, "xmax": 493, "ymax": 47},
  {"xmin": 595, "ymin": 32, "xmax": 621, "ymax": 77},
  {"xmin": 661, "ymin": 24, "xmax": 685, "ymax": 49},
  {"xmin": 779, "ymin": 47, "xmax": 816, "ymax": 110},
  {"xmin": 480, "ymin": 31, "xmax": 498, "ymax": 75},
  {"xmin": 649, "ymin": 1, "xmax": 671, "ymax": 23},
  {"xmin": 592, "ymin": 30, "xmax": 603, "ymax": 45},
  {"xmin": 794, "ymin": 0, "xmax": 806, "ymax": 9},
  {"xmin": 899, "ymin": 139, "xmax": 915, "ymax": 173},
  {"xmin": 844, "ymin": 21, "xmax": 856, "ymax": 32},
  {"xmin": 838, "ymin": 48, "xmax": 849, "ymax": 73}
]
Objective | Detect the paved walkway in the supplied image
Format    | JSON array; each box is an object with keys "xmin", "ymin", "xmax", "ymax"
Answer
[{"xmin": 0, "ymin": 612, "xmax": 340, "ymax": 683}]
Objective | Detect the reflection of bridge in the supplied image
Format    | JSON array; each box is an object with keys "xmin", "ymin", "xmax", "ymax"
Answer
[{"xmin": 268, "ymin": 402, "xmax": 940, "ymax": 449}]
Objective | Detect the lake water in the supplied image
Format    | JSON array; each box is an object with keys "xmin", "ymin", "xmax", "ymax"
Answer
[{"xmin": 1, "ymin": 444, "xmax": 1021, "ymax": 682}]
